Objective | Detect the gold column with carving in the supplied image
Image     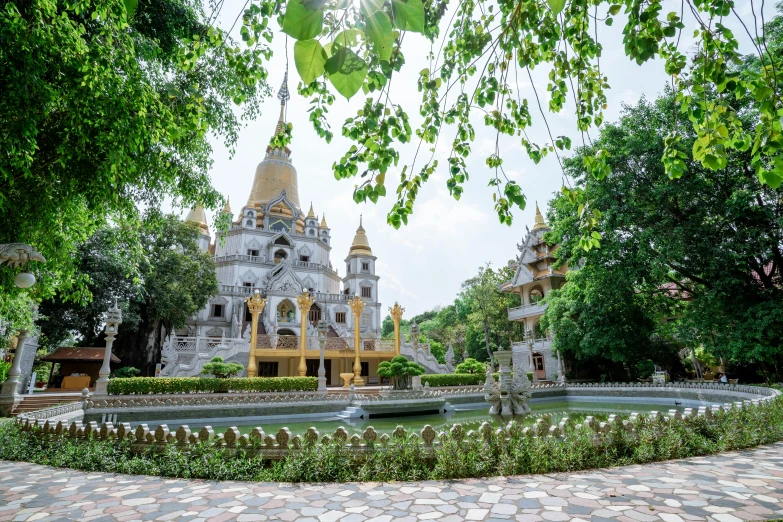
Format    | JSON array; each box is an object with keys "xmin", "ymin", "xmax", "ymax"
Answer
[
  {"xmin": 297, "ymin": 291, "xmax": 315, "ymax": 377},
  {"xmin": 350, "ymin": 295, "xmax": 366, "ymax": 386},
  {"xmin": 245, "ymin": 290, "xmax": 267, "ymax": 378},
  {"xmin": 389, "ymin": 302, "xmax": 405, "ymax": 356}
]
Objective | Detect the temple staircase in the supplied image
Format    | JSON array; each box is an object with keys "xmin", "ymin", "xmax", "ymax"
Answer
[{"xmin": 10, "ymin": 393, "xmax": 82, "ymax": 416}]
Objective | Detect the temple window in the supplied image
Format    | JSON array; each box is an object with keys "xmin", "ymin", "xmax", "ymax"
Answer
[
  {"xmin": 361, "ymin": 286, "xmax": 372, "ymax": 299},
  {"xmin": 210, "ymin": 304, "xmax": 224, "ymax": 318},
  {"xmin": 274, "ymin": 249, "xmax": 287, "ymax": 264},
  {"xmin": 308, "ymin": 304, "xmax": 321, "ymax": 325},
  {"xmin": 335, "ymin": 312, "xmax": 346, "ymax": 323},
  {"xmin": 299, "ymin": 255, "xmax": 310, "ymax": 262},
  {"xmin": 247, "ymin": 249, "xmax": 260, "ymax": 257},
  {"xmin": 361, "ymin": 262, "xmax": 370, "ymax": 272},
  {"xmin": 530, "ymin": 286, "xmax": 544, "ymax": 304}
]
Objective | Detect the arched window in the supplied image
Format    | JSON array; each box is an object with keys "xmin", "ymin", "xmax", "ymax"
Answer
[
  {"xmin": 246, "ymin": 220, "xmax": 253, "ymax": 227},
  {"xmin": 530, "ymin": 286, "xmax": 544, "ymax": 304},
  {"xmin": 274, "ymin": 249, "xmax": 287, "ymax": 264},
  {"xmin": 308, "ymin": 229, "xmax": 315, "ymax": 236},
  {"xmin": 309, "ymin": 303, "xmax": 322, "ymax": 325},
  {"xmin": 274, "ymin": 236, "xmax": 291, "ymax": 246}
]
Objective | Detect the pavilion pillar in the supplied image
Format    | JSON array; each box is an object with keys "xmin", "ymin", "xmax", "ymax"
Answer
[
  {"xmin": 245, "ymin": 290, "xmax": 266, "ymax": 378},
  {"xmin": 389, "ymin": 302, "xmax": 404, "ymax": 356},
  {"xmin": 350, "ymin": 295, "xmax": 365, "ymax": 386},
  {"xmin": 297, "ymin": 291, "xmax": 315, "ymax": 377}
]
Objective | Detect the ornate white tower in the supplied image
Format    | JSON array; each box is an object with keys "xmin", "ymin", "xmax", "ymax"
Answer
[{"xmin": 185, "ymin": 205, "xmax": 211, "ymax": 251}]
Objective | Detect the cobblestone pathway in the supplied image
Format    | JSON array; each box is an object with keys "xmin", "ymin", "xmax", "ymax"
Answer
[{"xmin": 2, "ymin": 443, "xmax": 783, "ymax": 522}]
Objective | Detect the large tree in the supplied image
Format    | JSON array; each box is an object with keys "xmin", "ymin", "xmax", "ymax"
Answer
[
  {"xmin": 38, "ymin": 213, "xmax": 217, "ymax": 375},
  {"xmin": 543, "ymin": 91, "xmax": 783, "ymax": 380},
  {"xmin": 0, "ymin": 0, "xmax": 269, "ymax": 302},
  {"xmin": 241, "ymin": 0, "xmax": 783, "ymax": 231}
]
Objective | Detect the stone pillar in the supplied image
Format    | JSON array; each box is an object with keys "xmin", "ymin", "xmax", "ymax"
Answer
[
  {"xmin": 317, "ymin": 319, "xmax": 328, "ymax": 392},
  {"xmin": 245, "ymin": 290, "xmax": 266, "ymax": 378},
  {"xmin": 494, "ymin": 349, "xmax": 513, "ymax": 416},
  {"xmin": 95, "ymin": 303, "xmax": 123, "ymax": 395},
  {"xmin": 410, "ymin": 322, "xmax": 420, "ymax": 364},
  {"xmin": 389, "ymin": 302, "xmax": 404, "ymax": 356},
  {"xmin": 297, "ymin": 291, "xmax": 315, "ymax": 377},
  {"xmin": 349, "ymin": 295, "xmax": 365, "ymax": 386}
]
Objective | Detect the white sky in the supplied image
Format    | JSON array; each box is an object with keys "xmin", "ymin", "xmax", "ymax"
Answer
[{"xmin": 188, "ymin": 1, "xmax": 771, "ymax": 317}]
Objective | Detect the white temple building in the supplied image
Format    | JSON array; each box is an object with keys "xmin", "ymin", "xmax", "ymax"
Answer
[
  {"xmin": 160, "ymin": 75, "xmax": 451, "ymax": 384},
  {"xmin": 498, "ymin": 204, "xmax": 568, "ymax": 382}
]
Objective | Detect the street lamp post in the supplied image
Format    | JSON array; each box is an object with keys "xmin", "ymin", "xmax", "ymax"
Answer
[
  {"xmin": 317, "ymin": 319, "xmax": 328, "ymax": 392},
  {"xmin": 94, "ymin": 302, "xmax": 123, "ymax": 395},
  {"xmin": 0, "ymin": 243, "xmax": 46, "ymax": 415}
]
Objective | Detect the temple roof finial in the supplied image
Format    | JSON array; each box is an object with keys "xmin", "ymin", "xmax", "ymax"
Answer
[{"xmin": 277, "ymin": 67, "xmax": 290, "ymax": 104}]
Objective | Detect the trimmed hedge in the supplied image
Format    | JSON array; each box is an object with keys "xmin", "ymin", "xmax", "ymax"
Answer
[
  {"xmin": 421, "ymin": 372, "xmax": 534, "ymax": 387},
  {"xmin": 107, "ymin": 377, "xmax": 318, "ymax": 395},
  {"xmin": 421, "ymin": 374, "xmax": 484, "ymax": 386}
]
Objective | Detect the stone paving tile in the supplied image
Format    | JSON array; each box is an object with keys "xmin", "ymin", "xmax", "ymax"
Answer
[{"xmin": 2, "ymin": 443, "xmax": 783, "ymax": 521}]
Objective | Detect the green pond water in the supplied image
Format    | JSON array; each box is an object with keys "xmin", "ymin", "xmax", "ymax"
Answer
[{"xmin": 223, "ymin": 399, "xmax": 701, "ymax": 436}]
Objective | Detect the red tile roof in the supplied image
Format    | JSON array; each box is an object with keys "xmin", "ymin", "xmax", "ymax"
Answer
[{"xmin": 40, "ymin": 347, "xmax": 120, "ymax": 363}]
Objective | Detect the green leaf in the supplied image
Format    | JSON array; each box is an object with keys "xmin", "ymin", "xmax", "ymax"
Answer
[
  {"xmin": 294, "ymin": 39, "xmax": 328, "ymax": 84},
  {"xmin": 366, "ymin": 11, "xmax": 394, "ymax": 61},
  {"xmin": 282, "ymin": 0, "xmax": 324, "ymax": 41},
  {"xmin": 124, "ymin": 0, "xmax": 138, "ymax": 18},
  {"xmin": 392, "ymin": 0, "xmax": 425, "ymax": 33},
  {"xmin": 547, "ymin": 0, "xmax": 566, "ymax": 15},
  {"xmin": 325, "ymin": 47, "xmax": 368, "ymax": 99}
]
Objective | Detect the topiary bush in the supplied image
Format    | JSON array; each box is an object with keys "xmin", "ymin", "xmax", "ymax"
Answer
[
  {"xmin": 378, "ymin": 355, "xmax": 426, "ymax": 390},
  {"xmin": 201, "ymin": 357, "xmax": 244, "ymax": 379},
  {"xmin": 107, "ymin": 376, "xmax": 318, "ymax": 395}
]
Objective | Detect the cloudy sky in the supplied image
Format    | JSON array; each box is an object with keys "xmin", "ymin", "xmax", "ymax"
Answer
[{"xmin": 190, "ymin": 1, "xmax": 771, "ymax": 318}]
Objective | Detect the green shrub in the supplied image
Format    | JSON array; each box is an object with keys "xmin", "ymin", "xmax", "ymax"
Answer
[
  {"xmin": 421, "ymin": 373, "xmax": 485, "ymax": 386},
  {"xmin": 107, "ymin": 376, "xmax": 318, "ymax": 394},
  {"xmin": 2, "ymin": 396, "xmax": 782, "ymax": 483},
  {"xmin": 378, "ymin": 355, "xmax": 426, "ymax": 390},
  {"xmin": 201, "ymin": 357, "xmax": 243, "ymax": 379},
  {"xmin": 636, "ymin": 359, "xmax": 655, "ymax": 379},
  {"xmin": 455, "ymin": 358, "xmax": 486, "ymax": 374},
  {"xmin": 0, "ymin": 361, "xmax": 10, "ymax": 383},
  {"xmin": 111, "ymin": 366, "xmax": 141, "ymax": 379}
]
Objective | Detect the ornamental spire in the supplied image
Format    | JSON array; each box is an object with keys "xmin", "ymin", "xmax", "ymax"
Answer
[{"xmin": 277, "ymin": 67, "xmax": 290, "ymax": 104}]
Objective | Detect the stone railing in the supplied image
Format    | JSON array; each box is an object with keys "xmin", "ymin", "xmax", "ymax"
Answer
[
  {"xmin": 170, "ymin": 337, "xmax": 223, "ymax": 354},
  {"xmin": 14, "ymin": 400, "xmax": 85, "ymax": 424},
  {"xmin": 15, "ymin": 394, "xmax": 779, "ymax": 460},
  {"xmin": 214, "ymin": 255, "xmax": 338, "ymax": 276},
  {"xmin": 508, "ymin": 302, "xmax": 547, "ymax": 321}
]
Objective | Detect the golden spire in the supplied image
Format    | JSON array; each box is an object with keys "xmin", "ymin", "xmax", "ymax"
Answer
[
  {"xmin": 532, "ymin": 201, "xmax": 548, "ymax": 231},
  {"xmin": 185, "ymin": 205, "xmax": 210, "ymax": 234},
  {"xmin": 320, "ymin": 213, "xmax": 328, "ymax": 228},
  {"xmin": 307, "ymin": 202, "xmax": 315, "ymax": 218},
  {"xmin": 246, "ymin": 72, "xmax": 301, "ymax": 210},
  {"xmin": 221, "ymin": 197, "xmax": 232, "ymax": 215},
  {"xmin": 349, "ymin": 214, "xmax": 372, "ymax": 256}
]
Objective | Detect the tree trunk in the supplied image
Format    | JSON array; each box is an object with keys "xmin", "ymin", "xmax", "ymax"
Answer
[
  {"xmin": 483, "ymin": 316, "xmax": 492, "ymax": 362},
  {"xmin": 113, "ymin": 316, "xmax": 163, "ymax": 376}
]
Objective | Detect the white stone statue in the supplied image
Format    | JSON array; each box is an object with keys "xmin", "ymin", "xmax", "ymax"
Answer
[
  {"xmin": 0, "ymin": 243, "xmax": 46, "ymax": 268},
  {"xmin": 160, "ymin": 335, "xmax": 178, "ymax": 376}
]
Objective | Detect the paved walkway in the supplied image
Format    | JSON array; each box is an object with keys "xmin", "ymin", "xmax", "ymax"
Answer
[{"xmin": 2, "ymin": 444, "xmax": 783, "ymax": 522}]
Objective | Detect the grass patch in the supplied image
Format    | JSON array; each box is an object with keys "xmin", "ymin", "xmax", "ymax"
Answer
[{"xmin": 2, "ymin": 397, "xmax": 782, "ymax": 483}]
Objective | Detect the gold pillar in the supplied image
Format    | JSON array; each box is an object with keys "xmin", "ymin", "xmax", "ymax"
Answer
[
  {"xmin": 297, "ymin": 291, "xmax": 315, "ymax": 377},
  {"xmin": 389, "ymin": 302, "xmax": 404, "ymax": 356},
  {"xmin": 350, "ymin": 295, "xmax": 366, "ymax": 386},
  {"xmin": 245, "ymin": 290, "xmax": 267, "ymax": 378}
]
